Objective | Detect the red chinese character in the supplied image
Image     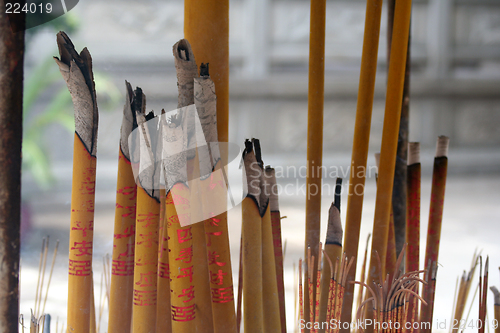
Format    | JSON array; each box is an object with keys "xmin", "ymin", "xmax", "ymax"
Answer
[
  {"xmin": 167, "ymin": 215, "xmax": 179, "ymax": 226},
  {"xmin": 176, "ymin": 246, "xmax": 193, "ymax": 264},
  {"xmin": 209, "ymin": 173, "xmax": 226, "ymax": 190},
  {"xmin": 133, "ymin": 289, "xmax": 157, "ymax": 306},
  {"xmin": 71, "ymin": 240, "xmax": 93, "ymax": 257},
  {"xmin": 207, "ymin": 251, "xmax": 226, "ymax": 267},
  {"xmin": 208, "ymin": 216, "xmax": 220, "ymax": 227},
  {"xmin": 112, "ymin": 260, "xmax": 134, "ymax": 276},
  {"xmin": 172, "ymin": 193, "xmax": 189, "ymax": 207},
  {"xmin": 177, "ymin": 228, "xmax": 192, "ymax": 243},
  {"xmin": 158, "ymin": 262, "xmax": 169, "ymax": 279},
  {"xmin": 210, "ymin": 269, "xmax": 227, "ymax": 286},
  {"xmin": 116, "ymin": 203, "xmax": 136, "ymax": 218},
  {"xmin": 68, "ymin": 259, "xmax": 91, "ymax": 276},
  {"xmin": 211, "ymin": 287, "xmax": 234, "ymax": 304},
  {"xmin": 114, "ymin": 225, "xmax": 135, "ymax": 240},
  {"xmin": 205, "ymin": 231, "xmax": 222, "ymax": 246},
  {"xmin": 137, "ymin": 212, "xmax": 159, "ymax": 228},
  {"xmin": 117, "ymin": 185, "xmax": 137, "ymax": 200},
  {"xmin": 177, "ymin": 266, "xmax": 194, "ymax": 283},
  {"xmin": 137, "ymin": 232, "xmax": 157, "ymax": 248},
  {"xmin": 171, "ymin": 304, "xmax": 196, "ymax": 322},
  {"xmin": 71, "ymin": 221, "xmax": 93, "ymax": 237},
  {"xmin": 178, "ymin": 285, "xmax": 195, "ymax": 303},
  {"xmin": 117, "ymin": 243, "xmax": 135, "ymax": 259},
  {"xmin": 135, "ymin": 271, "xmax": 156, "ymax": 287}
]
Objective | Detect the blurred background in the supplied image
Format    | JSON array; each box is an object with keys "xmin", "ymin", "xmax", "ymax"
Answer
[{"xmin": 20, "ymin": 0, "xmax": 500, "ymax": 331}]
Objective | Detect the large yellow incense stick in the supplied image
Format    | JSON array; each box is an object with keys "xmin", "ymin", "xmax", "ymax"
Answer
[
  {"xmin": 132, "ymin": 107, "xmax": 161, "ymax": 333},
  {"xmin": 305, "ymin": 0, "xmax": 326, "ymax": 325},
  {"xmin": 55, "ymin": 32, "xmax": 98, "ymax": 333},
  {"xmin": 341, "ymin": 0, "xmax": 384, "ymax": 326},
  {"xmin": 108, "ymin": 82, "xmax": 138, "ymax": 333},
  {"xmin": 365, "ymin": 0, "xmax": 412, "ymax": 302},
  {"xmin": 261, "ymin": 164, "xmax": 282, "ymax": 333},
  {"xmin": 184, "ymin": 4, "xmax": 236, "ymax": 331},
  {"xmin": 173, "ymin": 39, "xmax": 214, "ymax": 333},
  {"xmin": 242, "ymin": 141, "xmax": 264, "ymax": 332},
  {"xmin": 319, "ymin": 178, "xmax": 343, "ymax": 333}
]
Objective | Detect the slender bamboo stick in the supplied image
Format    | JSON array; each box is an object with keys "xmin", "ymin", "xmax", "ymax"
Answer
[
  {"xmin": 319, "ymin": 179, "xmax": 343, "ymax": 333},
  {"xmin": 305, "ymin": 1, "xmax": 327, "ymax": 327},
  {"xmin": 341, "ymin": 0, "xmax": 384, "ymax": 326},
  {"xmin": 0, "ymin": 6, "xmax": 24, "ymax": 331},
  {"xmin": 421, "ymin": 136, "xmax": 449, "ymax": 332},
  {"xmin": 241, "ymin": 141, "xmax": 264, "ymax": 332},
  {"xmin": 108, "ymin": 82, "xmax": 138, "ymax": 333},
  {"xmin": 406, "ymin": 143, "xmax": 420, "ymax": 274},
  {"xmin": 479, "ymin": 257, "xmax": 489, "ymax": 333},
  {"xmin": 365, "ymin": 1, "xmax": 413, "ymax": 324},
  {"xmin": 268, "ymin": 167, "xmax": 287, "ymax": 333},
  {"xmin": 55, "ymin": 32, "xmax": 98, "ymax": 333}
]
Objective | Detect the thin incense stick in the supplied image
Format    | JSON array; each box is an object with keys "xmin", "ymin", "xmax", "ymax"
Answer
[
  {"xmin": 421, "ymin": 136, "xmax": 449, "ymax": 332},
  {"xmin": 268, "ymin": 167, "xmax": 287, "ymax": 333},
  {"xmin": 108, "ymin": 81, "xmax": 138, "ymax": 333},
  {"xmin": 305, "ymin": 1, "xmax": 327, "ymax": 327},
  {"xmin": 365, "ymin": 2, "xmax": 413, "ymax": 327},
  {"xmin": 241, "ymin": 141, "xmax": 264, "ymax": 332},
  {"xmin": 341, "ymin": 0, "xmax": 384, "ymax": 326},
  {"xmin": 319, "ymin": 179, "xmax": 343, "ymax": 333},
  {"xmin": 300, "ymin": 259, "xmax": 305, "ymax": 333},
  {"xmin": 261, "ymin": 164, "xmax": 282, "ymax": 333},
  {"xmin": 490, "ymin": 286, "xmax": 500, "ymax": 333},
  {"xmin": 55, "ymin": 31, "xmax": 98, "ymax": 333}
]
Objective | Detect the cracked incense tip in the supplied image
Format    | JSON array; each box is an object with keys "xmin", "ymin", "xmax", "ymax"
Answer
[
  {"xmin": 173, "ymin": 39, "xmax": 198, "ymax": 109},
  {"xmin": 120, "ymin": 81, "xmax": 138, "ymax": 160},
  {"xmin": 243, "ymin": 139, "xmax": 261, "ymax": 209},
  {"xmin": 435, "ymin": 136, "xmax": 449, "ymax": 158},
  {"xmin": 326, "ymin": 180, "xmax": 343, "ymax": 246},
  {"xmin": 408, "ymin": 142, "xmax": 420, "ymax": 165},
  {"xmin": 55, "ymin": 31, "xmax": 98, "ymax": 156},
  {"xmin": 490, "ymin": 286, "xmax": 500, "ymax": 305}
]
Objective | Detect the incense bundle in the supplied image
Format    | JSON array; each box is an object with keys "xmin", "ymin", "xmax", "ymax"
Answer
[
  {"xmin": 341, "ymin": 0, "xmax": 384, "ymax": 325},
  {"xmin": 318, "ymin": 179, "xmax": 343, "ymax": 333},
  {"xmin": 268, "ymin": 167, "xmax": 287, "ymax": 333},
  {"xmin": 365, "ymin": 0, "xmax": 413, "ymax": 308},
  {"xmin": 132, "ymin": 104, "xmax": 161, "ymax": 332},
  {"xmin": 241, "ymin": 140, "xmax": 264, "ymax": 332},
  {"xmin": 107, "ymin": 82, "xmax": 138, "ymax": 333},
  {"xmin": 55, "ymin": 32, "xmax": 98, "ymax": 333},
  {"xmin": 420, "ymin": 136, "xmax": 449, "ymax": 331},
  {"xmin": 305, "ymin": 0, "xmax": 326, "ymax": 325}
]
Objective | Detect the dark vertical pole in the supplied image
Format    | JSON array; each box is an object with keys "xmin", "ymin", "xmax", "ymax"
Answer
[
  {"xmin": 0, "ymin": 3, "xmax": 25, "ymax": 332},
  {"xmin": 388, "ymin": 0, "xmax": 411, "ymax": 259}
]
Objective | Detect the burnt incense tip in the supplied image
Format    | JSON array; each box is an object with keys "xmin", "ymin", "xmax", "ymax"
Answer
[
  {"xmin": 252, "ymin": 138, "xmax": 263, "ymax": 167},
  {"xmin": 334, "ymin": 178, "xmax": 342, "ymax": 212},
  {"xmin": 408, "ymin": 142, "xmax": 420, "ymax": 165},
  {"xmin": 244, "ymin": 139, "xmax": 253, "ymax": 155},
  {"xmin": 435, "ymin": 136, "xmax": 449, "ymax": 158},
  {"xmin": 200, "ymin": 63, "xmax": 210, "ymax": 77},
  {"xmin": 490, "ymin": 286, "xmax": 500, "ymax": 305},
  {"xmin": 326, "ymin": 200, "xmax": 343, "ymax": 246},
  {"xmin": 175, "ymin": 39, "xmax": 193, "ymax": 61}
]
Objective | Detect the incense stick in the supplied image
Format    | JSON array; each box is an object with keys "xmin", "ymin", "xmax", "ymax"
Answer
[
  {"xmin": 55, "ymin": 31, "xmax": 98, "ymax": 333},
  {"xmin": 341, "ymin": 0, "xmax": 384, "ymax": 326},
  {"xmin": 305, "ymin": 1, "xmax": 327, "ymax": 328}
]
